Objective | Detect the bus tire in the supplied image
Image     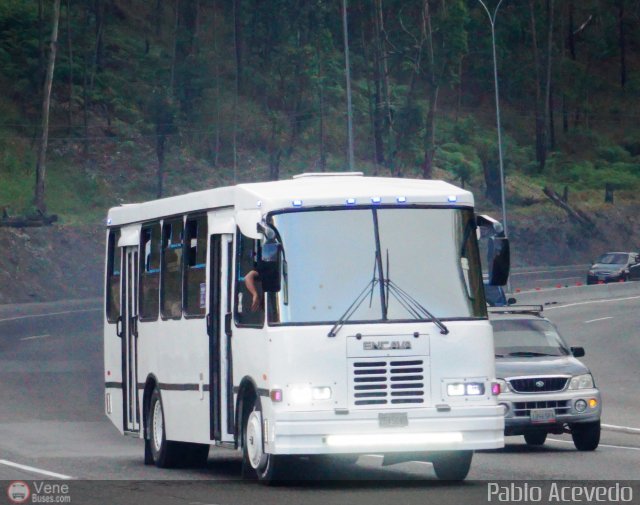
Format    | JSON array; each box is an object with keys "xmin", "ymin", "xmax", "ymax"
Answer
[
  {"xmin": 431, "ymin": 450, "xmax": 473, "ymax": 481},
  {"xmin": 148, "ymin": 387, "xmax": 183, "ymax": 468},
  {"xmin": 183, "ymin": 443, "xmax": 210, "ymax": 468},
  {"xmin": 242, "ymin": 396, "xmax": 290, "ymax": 484}
]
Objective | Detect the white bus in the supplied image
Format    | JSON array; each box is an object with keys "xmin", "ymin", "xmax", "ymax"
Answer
[{"xmin": 104, "ymin": 173, "xmax": 510, "ymax": 482}]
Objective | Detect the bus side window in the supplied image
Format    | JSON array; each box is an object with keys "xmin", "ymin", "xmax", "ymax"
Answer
[
  {"xmin": 161, "ymin": 218, "xmax": 184, "ymax": 319},
  {"xmin": 140, "ymin": 222, "xmax": 161, "ymax": 321},
  {"xmin": 106, "ymin": 229, "xmax": 121, "ymax": 323},
  {"xmin": 184, "ymin": 215, "xmax": 207, "ymax": 317},
  {"xmin": 235, "ymin": 231, "xmax": 264, "ymax": 327}
]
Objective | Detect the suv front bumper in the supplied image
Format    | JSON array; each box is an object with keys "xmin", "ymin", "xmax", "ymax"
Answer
[{"xmin": 498, "ymin": 388, "xmax": 601, "ymax": 435}]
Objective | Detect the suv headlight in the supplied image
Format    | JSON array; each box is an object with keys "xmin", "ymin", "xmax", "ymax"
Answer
[{"xmin": 568, "ymin": 373, "xmax": 594, "ymax": 390}]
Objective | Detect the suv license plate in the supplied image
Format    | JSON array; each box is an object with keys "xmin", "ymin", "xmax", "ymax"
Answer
[
  {"xmin": 530, "ymin": 408, "xmax": 556, "ymax": 424},
  {"xmin": 379, "ymin": 413, "xmax": 408, "ymax": 428}
]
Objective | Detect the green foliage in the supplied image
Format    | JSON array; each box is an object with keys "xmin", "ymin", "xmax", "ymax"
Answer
[
  {"xmin": 437, "ymin": 143, "xmax": 480, "ymax": 186},
  {"xmin": 0, "ymin": 0, "xmax": 637, "ymax": 223}
]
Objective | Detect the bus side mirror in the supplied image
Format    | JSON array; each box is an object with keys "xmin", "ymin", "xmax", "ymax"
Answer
[
  {"xmin": 488, "ymin": 236, "xmax": 510, "ymax": 286},
  {"xmin": 257, "ymin": 241, "xmax": 282, "ymax": 293}
]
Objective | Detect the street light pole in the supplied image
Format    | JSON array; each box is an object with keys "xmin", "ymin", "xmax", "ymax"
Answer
[
  {"xmin": 342, "ymin": 0, "xmax": 355, "ymax": 171},
  {"xmin": 478, "ymin": 0, "xmax": 508, "ymax": 238}
]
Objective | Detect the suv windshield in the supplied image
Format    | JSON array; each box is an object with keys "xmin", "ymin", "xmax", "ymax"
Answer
[
  {"xmin": 596, "ymin": 253, "xmax": 629, "ymax": 265},
  {"xmin": 267, "ymin": 207, "xmax": 486, "ymax": 324},
  {"xmin": 492, "ymin": 318, "xmax": 569, "ymax": 357}
]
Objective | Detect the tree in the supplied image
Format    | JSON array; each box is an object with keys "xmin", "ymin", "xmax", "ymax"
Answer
[{"xmin": 34, "ymin": 0, "xmax": 61, "ymax": 215}]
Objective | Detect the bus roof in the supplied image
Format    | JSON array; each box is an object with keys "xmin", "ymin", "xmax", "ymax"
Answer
[{"xmin": 106, "ymin": 173, "xmax": 474, "ymax": 227}]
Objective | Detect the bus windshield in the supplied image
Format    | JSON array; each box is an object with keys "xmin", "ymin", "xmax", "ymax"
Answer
[{"xmin": 267, "ymin": 207, "xmax": 486, "ymax": 325}]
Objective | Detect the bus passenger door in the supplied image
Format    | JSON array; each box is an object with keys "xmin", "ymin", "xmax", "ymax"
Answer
[
  {"xmin": 121, "ymin": 246, "xmax": 140, "ymax": 433},
  {"xmin": 208, "ymin": 233, "xmax": 234, "ymax": 442}
]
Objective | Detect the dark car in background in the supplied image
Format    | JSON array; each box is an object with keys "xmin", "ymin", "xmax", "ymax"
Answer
[
  {"xmin": 489, "ymin": 306, "xmax": 601, "ymax": 451},
  {"xmin": 586, "ymin": 252, "xmax": 640, "ymax": 284},
  {"xmin": 484, "ymin": 283, "xmax": 516, "ymax": 307}
]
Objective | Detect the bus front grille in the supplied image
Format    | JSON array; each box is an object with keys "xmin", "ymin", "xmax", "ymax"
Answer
[{"xmin": 350, "ymin": 359, "xmax": 426, "ymax": 408}]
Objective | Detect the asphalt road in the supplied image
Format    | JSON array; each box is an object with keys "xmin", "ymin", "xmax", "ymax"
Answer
[{"xmin": 0, "ymin": 287, "xmax": 639, "ymax": 504}]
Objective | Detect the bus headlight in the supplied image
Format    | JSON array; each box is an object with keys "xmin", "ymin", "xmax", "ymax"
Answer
[
  {"xmin": 289, "ymin": 386, "xmax": 332, "ymax": 404},
  {"xmin": 447, "ymin": 382, "xmax": 485, "ymax": 396}
]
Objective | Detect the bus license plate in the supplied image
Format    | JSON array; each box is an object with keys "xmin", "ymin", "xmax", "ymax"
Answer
[
  {"xmin": 379, "ymin": 413, "xmax": 408, "ymax": 428},
  {"xmin": 530, "ymin": 408, "xmax": 555, "ymax": 424}
]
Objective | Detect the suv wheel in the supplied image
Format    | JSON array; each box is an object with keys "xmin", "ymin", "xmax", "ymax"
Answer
[{"xmin": 571, "ymin": 420, "xmax": 600, "ymax": 451}]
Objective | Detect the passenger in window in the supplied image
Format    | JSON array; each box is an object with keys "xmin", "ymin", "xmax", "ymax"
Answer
[{"xmin": 244, "ymin": 270, "xmax": 262, "ymax": 311}]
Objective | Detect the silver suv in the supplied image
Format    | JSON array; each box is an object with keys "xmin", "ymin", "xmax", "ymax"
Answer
[{"xmin": 489, "ymin": 306, "xmax": 601, "ymax": 451}]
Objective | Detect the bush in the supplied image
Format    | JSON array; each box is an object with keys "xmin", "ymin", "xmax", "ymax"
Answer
[{"xmin": 596, "ymin": 145, "xmax": 631, "ymax": 163}]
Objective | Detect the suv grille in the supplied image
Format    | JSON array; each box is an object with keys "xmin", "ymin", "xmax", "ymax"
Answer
[
  {"xmin": 350, "ymin": 359, "xmax": 425, "ymax": 407},
  {"xmin": 508, "ymin": 377, "xmax": 568, "ymax": 393},
  {"xmin": 513, "ymin": 400, "xmax": 571, "ymax": 417}
]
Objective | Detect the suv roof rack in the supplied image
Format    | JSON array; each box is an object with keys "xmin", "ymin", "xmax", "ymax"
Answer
[{"xmin": 488, "ymin": 305, "xmax": 544, "ymax": 316}]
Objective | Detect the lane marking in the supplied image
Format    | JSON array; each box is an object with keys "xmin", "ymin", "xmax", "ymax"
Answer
[
  {"xmin": 0, "ymin": 459, "xmax": 72, "ymax": 479},
  {"xmin": 20, "ymin": 334, "xmax": 50, "ymax": 341},
  {"xmin": 0, "ymin": 308, "xmax": 100, "ymax": 323},
  {"xmin": 547, "ymin": 438, "xmax": 640, "ymax": 452},
  {"xmin": 602, "ymin": 423, "xmax": 640, "ymax": 435},
  {"xmin": 544, "ymin": 295, "xmax": 640, "ymax": 311},
  {"xmin": 584, "ymin": 316, "xmax": 613, "ymax": 324}
]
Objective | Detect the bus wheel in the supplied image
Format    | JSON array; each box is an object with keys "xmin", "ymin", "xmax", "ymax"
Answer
[
  {"xmin": 431, "ymin": 450, "xmax": 473, "ymax": 481},
  {"xmin": 148, "ymin": 387, "xmax": 182, "ymax": 468},
  {"xmin": 242, "ymin": 397, "xmax": 290, "ymax": 484}
]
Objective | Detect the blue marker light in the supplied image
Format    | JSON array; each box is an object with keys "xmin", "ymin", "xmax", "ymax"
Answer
[
  {"xmin": 448, "ymin": 195, "xmax": 458, "ymax": 203},
  {"xmin": 346, "ymin": 198, "xmax": 357, "ymax": 205},
  {"xmin": 107, "ymin": 218, "xmax": 112, "ymax": 225},
  {"xmin": 371, "ymin": 196, "xmax": 382, "ymax": 204},
  {"xmin": 396, "ymin": 196, "xmax": 407, "ymax": 204},
  {"xmin": 292, "ymin": 199, "xmax": 303, "ymax": 207},
  {"xmin": 256, "ymin": 200, "xmax": 262, "ymax": 208}
]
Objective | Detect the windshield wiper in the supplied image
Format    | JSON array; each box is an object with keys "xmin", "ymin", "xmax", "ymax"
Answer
[
  {"xmin": 379, "ymin": 249, "xmax": 449, "ymax": 335},
  {"xmin": 327, "ymin": 278, "xmax": 378, "ymax": 337},
  {"xmin": 385, "ymin": 279, "xmax": 449, "ymax": 335}
]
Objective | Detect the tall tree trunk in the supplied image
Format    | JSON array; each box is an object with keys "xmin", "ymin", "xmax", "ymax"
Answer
[
  {"xmin": 170, "ymin": 0, "xmax": 180, "ymax": 92},
  {"xmin": 423, "ymin": 85, "xmax": 439, "ymax": 180},
  {"xmin": 66, "ymin": 0, "xmax": 73, "ymax": 133},
  {"xmin": 212, "ymin": 0, "xmax": 220, "ymax": 167},
  {"xmin": 543, "ymin": 0, "xmax": 554, "ymax": 156},
  {"xmin": 232, "ymin": 0, "xmax": 240, "ymax": 181},
  {"xmin": 618, "ymin": 0, "xmax": 626, "ymax": 88},
  {"xmin": 375, "ymin": 0, "xmax": 394, "ymax": 170},
  {"xmin": 233, "ymin": 0, "xmax": 243, "ymax": 95},
  {"xmin": 82, "ymin": 4, "xmax": 90, "ymax": 159},
  {"xmin": 155, "ymin": 0, "xmax": 162, "ymax": 37},
  {"xmin": 568, "ymin": 0, "xmax": 576, "ymax": 60},
  {"xmin": 371, "ymin": 0, "xmax": 385, "ymax": 167},
  {"xmin": 529, "ymin": 0, "xmax": 546, "ymax": 172},
  {"xmin": 422, "ymin": 0, "xmax": 437, "ymax": 180},
  {"xmin": 35, "ymin": 0, "xmax": 61, "ymax": 215}
]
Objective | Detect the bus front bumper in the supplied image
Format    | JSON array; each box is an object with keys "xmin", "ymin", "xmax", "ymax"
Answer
[{"xmin": 264, "ymin": 406, "xmax": 504, "ymax": 455}]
